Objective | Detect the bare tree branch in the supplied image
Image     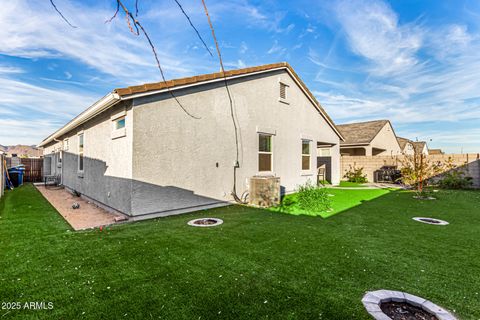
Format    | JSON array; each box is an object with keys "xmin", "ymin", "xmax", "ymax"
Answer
[{"xmin": 49, "ymin": 0, "xmax": 77, "ymax": 28}]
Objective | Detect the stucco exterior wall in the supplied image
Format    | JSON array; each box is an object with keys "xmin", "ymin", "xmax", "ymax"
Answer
[
  {"xmin": 369, "ymin": 123, "xmax": 402, "ymax": 156},
  {"xmin": 43, "ymin": 102, "xmax": 134, "ymax": 214},
  {"xmin": 402, "ymin": 142, "xmax": 415, "ymax": 155},
  {"xmin": 131, "ymin": 70, "xmax": 341, "ymax": 216}
]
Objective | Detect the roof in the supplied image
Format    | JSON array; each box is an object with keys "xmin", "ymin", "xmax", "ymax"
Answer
[
  {"xmin": 429, "ymin": 149, "xmax": 443, "ymax": 155},
  {"xmin": 337, "ymin": 120, "xmax": 389, "ymax": 145},
  {"xmin": 39, "ymin": 62, "xmax": 343, "ymax": 147},
  {"xmin": 412, "ymin": 141, "xmax": 427, "ymax": 153},
  {"xmin": 397, "ymin": 137, "xmax": 413, "ymax": 150}
]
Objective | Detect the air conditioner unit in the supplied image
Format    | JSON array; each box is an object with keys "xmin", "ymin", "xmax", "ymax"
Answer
[{"xmin": 249, "ymin": 176, "xmax": 281, "ymax": 208}]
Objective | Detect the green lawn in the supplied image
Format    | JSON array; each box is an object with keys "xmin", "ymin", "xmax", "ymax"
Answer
[
  {"xmin": 269, "ymin": 188, "xmax": 390, "ymax": 218},
  {"xmin": 338, "ymin": 181, "xmax": 367, "ymax": 188},
  {"xmin": 1, "ymin": 184, "xmax": 480, "ymax": 319}
]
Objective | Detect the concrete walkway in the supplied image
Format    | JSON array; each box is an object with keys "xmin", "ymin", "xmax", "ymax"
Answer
[
  {"xmin": 332, "ymin": 183, "xmax": 404, "ymax": 190},
  {"xmin": 35, "ymin": 185, "xmax": 121, "ymax": 230}
]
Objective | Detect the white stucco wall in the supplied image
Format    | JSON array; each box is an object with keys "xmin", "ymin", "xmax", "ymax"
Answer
[
  {"xmin": 369, "ymin": 123, "xmax": 402, "ymax": 156},
  {"xmin": 402, "ymin": 142, "xmax": 415, "ymax": 155},
  {"xmin": 131, "ymin": 70, "xmax": 341, "ymax": 215}
]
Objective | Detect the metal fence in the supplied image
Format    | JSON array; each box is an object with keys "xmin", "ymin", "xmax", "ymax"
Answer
[{"xmin": 5, "ymin": 157, "xmax": 44, "ymax": 183}]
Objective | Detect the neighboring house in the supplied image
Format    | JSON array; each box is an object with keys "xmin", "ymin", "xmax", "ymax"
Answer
[
  {"xmin": 412, "ymin": 141, "xmax": 429, "ymax": 155},
  {"xmin": 429, "ymin": 149, "xmax": 444, "ymax": 155},
  {"xmin": 397, "ymin": 137, "xmax": 415, "ymax": 155},
  {"xmin": 0, "ymin": 145, "xmax": 6, "ymax": 155},
  {"xmin": 39, "ymin": 62, "xmax": 344, "ymax": 220},
  {"xmin": 337, "ymin": 120, "xmax": 402, "ymax": 156}
]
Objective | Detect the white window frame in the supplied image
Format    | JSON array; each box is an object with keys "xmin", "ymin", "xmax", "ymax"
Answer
[
  {"xmin": 63, "ymin": 138, "xmax": 69, "ymax": 151},
  {"xmin": 111, "ymin": 111, "xmax": 127, "ymax": 140},
  {"xmin": 301, "ymin": 139, "xmax": 311, "ymax": 171},
  {"xmin": 78, "ymin": 133, "xmax": 84, "ymax": 173},
  {"xmin": 258, "ymin": 133, "xmax": 273, "ymax": 173}
]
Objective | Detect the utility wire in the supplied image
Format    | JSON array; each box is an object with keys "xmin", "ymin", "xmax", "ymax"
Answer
[
  {"xmin": 108, "ymin": 0, "xmax": 201, "ymax": 119},
  {"xmin": 49, "ymin": 0, "xmax": 77, "ymax": 28},
  {"xmin": 201, "ymin": 0, "xmax": 245, "ymax": 203},
  {"xmin": 173, "ymin": 0, "xmax": 213, "ymax": 57}
]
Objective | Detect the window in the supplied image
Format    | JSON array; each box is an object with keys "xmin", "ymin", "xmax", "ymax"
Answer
[
  {"xmin": 280, "ymin": 82, "xmax": 287, "ymax": 100},
  {"xmin": 63, "ymin": 139, "xmax": 69, "ymax": 151},
  {"xmin": 302, "ymin": 140, "xmax": 310, "ymax": 170},
  {"xmin": 258, "ymin": 134, "xmax": 272, "ymax": 172},
  {"xmin": 78, "ymin": 133, "xmax": 84, "ymax": 172},
  {"xmin": 115, "ymin": 117, "xmax": 126, "ymax": 130}
]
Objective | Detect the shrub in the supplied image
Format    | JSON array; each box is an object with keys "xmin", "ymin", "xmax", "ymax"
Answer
[
  {"xmin": 344, "ymin": 165, "xmax": 368, "ymax": 183},
  {"xmin": 296, "ymin": 181, "xmax": 332, "ymax": 212},
  {"xmin": 437, "ymin": 157, "xmax": 473, "ymax": 189}
]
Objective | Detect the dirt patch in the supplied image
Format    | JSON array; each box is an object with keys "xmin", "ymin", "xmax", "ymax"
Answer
[
  {"xmin": 35, "ymin": 185, "xmax": 122, "ymax": 230},
  {"xmin": 380, "ymin": 301, "xmax": 438, "ymax": 320}
]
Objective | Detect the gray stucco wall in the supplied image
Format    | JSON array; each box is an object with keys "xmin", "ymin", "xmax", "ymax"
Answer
[
  {"xmin": 43, "ymin": 102, "xmax": 134, "ymax": 215},
  {"xmin": 42, "ymin": 69, "xmax": 341, "ymax": 218},
  {"xmin": 131, "ymin": 70, "xmax": 341, "ymax": 216}
]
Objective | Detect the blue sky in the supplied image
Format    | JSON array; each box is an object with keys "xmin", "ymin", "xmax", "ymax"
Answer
[{"xmin": 0, "ymin": 0, "xmax": 479, "ymax": 153}]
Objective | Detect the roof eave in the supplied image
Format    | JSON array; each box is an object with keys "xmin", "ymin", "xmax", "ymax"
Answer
[{"xmin": 38, "ymin": 93, "xmax": 121, "ymax": 148}]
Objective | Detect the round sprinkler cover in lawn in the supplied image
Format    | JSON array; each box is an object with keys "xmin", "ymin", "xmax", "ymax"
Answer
[
  {"xmin": 187, "ymin": 218, "xmax": 223, "ymax": 227},
  {"xmin": 412, "ymin": 217, "xmax": 449, "ymax": 226},
  {"xmin": 362, "ymin": 290, "xmax": 457, "ymax": 320}
]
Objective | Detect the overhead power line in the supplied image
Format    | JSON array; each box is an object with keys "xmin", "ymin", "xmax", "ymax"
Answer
[{"xmin": 173, "ymin": 0, "xmax": 213, "ymax": 57}]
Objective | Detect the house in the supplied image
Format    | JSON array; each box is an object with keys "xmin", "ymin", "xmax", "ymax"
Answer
[
  {"xmin": 337, "ymin": 120, "xmax": 401, "ymax": 156},
  {"xmin": 428, "ymin": 149, "xmax": 444, "ymax": 155},
  {"xmin": 412, "ymin": 141, "xmax": 429, "ymax": 155},
  {"xmin": 39, "ymin": 62, "xmax": 344, "ymax": 220},
  {"xmin": 397, "ymin": 137, "xmax": 415, "ymax": 155}
]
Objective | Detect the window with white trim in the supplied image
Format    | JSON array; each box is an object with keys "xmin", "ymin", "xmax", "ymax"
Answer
[
  {"xmin": 302, "ymin": 140, "xmax": 311, "ymax": 170},
  {"xmin": 258, "ymin": 134, "xmax": 273, "ymax": 172},
  {"xmin": 63, "ymin": 139, "xmax": 69, "ymax": 151},
  {"xmin": 78, "ymin": 133, "xmax": 84, "ymax": 172},
  {"xmin": 115, "ymin": 116, "xmax": 126, "ymax": 130}
]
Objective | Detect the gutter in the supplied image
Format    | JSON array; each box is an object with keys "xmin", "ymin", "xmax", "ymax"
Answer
[{"xmin": 38, "ymin": 93, "xmax": 121, "ymax": 148}]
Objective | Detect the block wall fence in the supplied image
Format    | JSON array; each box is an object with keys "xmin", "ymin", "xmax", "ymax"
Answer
[{"xmin": 340, "ymin": 153, "xmax": 480, "ymax": 187}]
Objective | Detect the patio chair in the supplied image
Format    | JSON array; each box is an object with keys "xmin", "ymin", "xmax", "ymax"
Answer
[{"xmin": 317, "ymin": 165, "xmax": 326, "ymax": 186}]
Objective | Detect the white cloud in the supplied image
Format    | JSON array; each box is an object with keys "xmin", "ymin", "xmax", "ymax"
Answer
[
  {"xmin": 335, "ymin": 0, "xmax": 422, "ymax": 75},
  {"xmin": 267, "ymin": 40, "xmax": 286, "ymax": 55}
]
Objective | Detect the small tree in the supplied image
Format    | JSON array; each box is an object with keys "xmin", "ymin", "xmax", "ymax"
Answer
[
  {"xmin": 343, "ymin": 165, "xmax": 368, "ymax": 183},
  {"xmin": 399, "ymin": 151, "xmax": 443, "ymax": 195}
]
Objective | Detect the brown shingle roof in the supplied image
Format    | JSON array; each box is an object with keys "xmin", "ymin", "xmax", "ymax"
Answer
[
  {"xmin": 429, "ymin": 149, "xmax": 443, "ymax": 155},
  {"xmin": 397, "ymin": 137, "xmax": 412, "ymax": 150},
  {"xmin": 114, "ymin": 62, "xmax": 342, "ymax": 139},
  {"xmin": 412, "ymin": 141, "xmax": 427, "ymax": 153},
  {"xmin": 337, "ymin": 120, "xmax": 389, "ymax": 145}
]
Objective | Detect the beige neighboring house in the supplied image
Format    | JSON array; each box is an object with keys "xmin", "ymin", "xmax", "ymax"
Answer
[
  {"xmin": 397, "ymin": 137, "xmax": 415, "ymax": 155},
  {"xmin": 337, "ymin": 120, "xmax": 402, "ymax": 156},
  {"xmin": 412, "ymin": 141, "xmax": 429, "ymax": 155},
  {"xmin": 429, "ymin": 149, "xmax": 444, "ymax": 155},
  {"xmin": 39, "ymin": 62, "xmax": 344, "ymax": 220}
]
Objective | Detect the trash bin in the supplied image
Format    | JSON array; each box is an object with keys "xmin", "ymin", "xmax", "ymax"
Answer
[{"xmin": 7, "ymin": 165, "xmax": 25, "ymax": 187}]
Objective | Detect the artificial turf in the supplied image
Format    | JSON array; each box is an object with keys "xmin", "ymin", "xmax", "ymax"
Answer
[
  {"xmin": 1, "ymin": 184, "xmax": 480, "ymax": 319},
  {"xmin": 269, "ymin": 188, "xmax": 390, "ymax": 218},
  {"xmin": 338, "ymin": 181, "xmax": 368, "ymax": 188}
]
